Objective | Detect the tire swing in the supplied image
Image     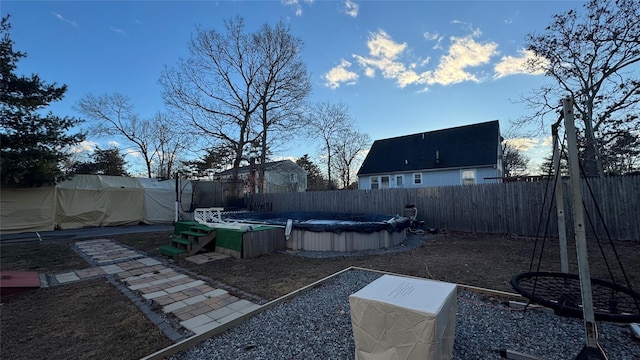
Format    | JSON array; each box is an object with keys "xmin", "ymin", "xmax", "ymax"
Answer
[{"xmin": 510, "ymin": 97, "xmax": 640, "ymax": 360}]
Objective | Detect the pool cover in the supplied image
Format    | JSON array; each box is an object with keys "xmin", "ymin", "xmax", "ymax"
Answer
[{"xmin": 223, "ymin": 211, "xmax": 410, "ymax": 234}]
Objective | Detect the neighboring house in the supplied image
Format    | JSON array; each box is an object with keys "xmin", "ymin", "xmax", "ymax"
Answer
[
  {"xmin": 357, "ymin": 120, "xmax": 503, "ymax": 189},
  {"xmin": 217, "ymin": 160, "xmax": 307, "ymax": 193}
]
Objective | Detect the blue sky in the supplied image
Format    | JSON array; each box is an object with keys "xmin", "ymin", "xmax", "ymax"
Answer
[{"xmin": 3, "ymin": 0, "xmax": 583, "ymax": 175}]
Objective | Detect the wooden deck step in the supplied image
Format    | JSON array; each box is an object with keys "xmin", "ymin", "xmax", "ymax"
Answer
[
  {"xmin": 171, "ymin": 237, "xmax": 193, "ymax": 245},
  {"xmin": 158, "ymin": 245, "xmax": 187, "ymax": 258},
  {"xmin": 189, "ymin": 224, "xmax": 214, "ymax": 232},
  {"xmin": 180, "ymin": 230, "xmax": 211, "ymax": 238}
]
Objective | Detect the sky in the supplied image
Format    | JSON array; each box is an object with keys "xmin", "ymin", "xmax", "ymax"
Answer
[{"xmin": 3, "ymin": 0, "xmax": 584, "ymax": 176}]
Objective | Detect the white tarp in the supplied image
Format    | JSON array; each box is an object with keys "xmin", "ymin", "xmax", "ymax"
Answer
[
  {"xmin": 55, "ymin": 175, "xmax": 145, "ymax": 229},
  {"xmin": 349, "ymin": 275, "xmax": 457, "ymax": 360},
  {"xmin": 1, "ymin": 175, "xmax": 193, "ymax": 234},
  {"xmin": 0, "ymin": 186, "xmax": 56, "ymax": 234},
  {"xmin": 138, "ymin": 178, "xmax": 193, "ymax": 224}
]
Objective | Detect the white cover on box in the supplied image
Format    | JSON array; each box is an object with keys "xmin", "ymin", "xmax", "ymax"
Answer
[{"xmin": 349, "ymin": 274, "xmax": 457, "ymax": 360}]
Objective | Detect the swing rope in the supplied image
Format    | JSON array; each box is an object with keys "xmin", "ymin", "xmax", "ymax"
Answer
[{"xmin": 511, "ymin": 119, "xmax": 640, "ymax": 323}]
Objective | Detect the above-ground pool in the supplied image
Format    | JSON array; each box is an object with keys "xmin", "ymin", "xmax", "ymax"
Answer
[{"xmin": 223, "ymin": 211, "xmax": 411, "ymax": 252}]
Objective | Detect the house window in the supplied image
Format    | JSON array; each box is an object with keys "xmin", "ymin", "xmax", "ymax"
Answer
[
  {"xmin": 370, "ymin": 176, "xmax": 390, "ymax": 189},
  {"xmin": 396, "ymin": 175, "xmax": 403, "ymax": 187},
  {"xmin": 413, "ymin": 173, "xmax": 422, "ymax": 185},
  {"xmin": 380, "ymin": 176, "xmax": 390, "ymax": 189},
  {"xmin": 461, "ymin": 170, "xmax": 476, "ymax": 185},
  {"xmin": 289, "ymin": 173, "xmax": 297, "ymax": 183},
  {"xmin": 370, "ymin": 177, "xmax": 379, "ymax": 190}
]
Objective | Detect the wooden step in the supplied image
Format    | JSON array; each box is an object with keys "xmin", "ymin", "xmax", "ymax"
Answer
[
  {"xmin": 158, "ymin": 245, "xmax": 187, "ymax": 258},
  {"xmin": 171, "ymin": 237, "xmax": 193, "ymax": 245},
  {"xmin": 180, "ymin": 230, "xmax": 210, "ymax": 238},
  {"xmin": 174, "ymin": 221, "xmax": 199, "ymax": 235},
  {"xmin": 189, "ymin": 224, "xmax": 214, "ymax": 233}
]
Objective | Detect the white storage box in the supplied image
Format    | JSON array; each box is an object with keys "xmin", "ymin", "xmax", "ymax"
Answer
[{"xmin": 349, "ymin": 274, "xmax": 457, "ymax": 360}]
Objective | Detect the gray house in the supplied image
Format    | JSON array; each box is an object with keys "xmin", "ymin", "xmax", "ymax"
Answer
[
  {"xmin": 357, "ymin": 120, "xmax": 503, "ymax": 189},
  {"xmin": 217, "ymin": 160, "xmax": 307, "ymax": 193}
]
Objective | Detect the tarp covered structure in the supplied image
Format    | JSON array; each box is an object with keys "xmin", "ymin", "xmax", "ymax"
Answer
[
  {"xmin": 1, "ymin": 175, "xmax": 194, "ymax": 234},
  {"xmin": 56, "ymin": 175, "xmax": 145, "ymax": 229},
  {"xmin": 138, "ymin": 177, "xmax": 192, "ymax": 224},
  {"xmin": 0, "ymin": 187, "xmax": 56, "ymax": 233}
]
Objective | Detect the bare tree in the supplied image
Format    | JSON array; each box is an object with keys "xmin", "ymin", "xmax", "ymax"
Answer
[
  {"xmin": 304, "ymin": 102, "xmax": 352, "ymax": 190},
  {"xmin": 252, "ymin": 20, "xmax": 312, "ymax": 192},
  {"xmin": 76, "ymin": 93, "xmax": 156, "ymax": 177},
  {"xmin": 151, "ymin": 113, "xmax": 187, "ymax": 179},
  {"xmin": 332, "ymin": 129, "xmax": 371, "ymax": 189},
  {"xmin": 502, "ymin": 142, "xmax": 530, "ymax": 177},
  {"xmin": 517, "ymin": 0, "xmax": 640, "ymax": 177},
  {"xmin": 160, "ymin": 16, "xmax": 264, "ymax": 180}
]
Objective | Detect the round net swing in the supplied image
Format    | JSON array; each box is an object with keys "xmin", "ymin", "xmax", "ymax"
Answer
[
  {"xmin": 509, "ymin": 97, "xmax": 640, "ymax": 360},
  {"xmin": 511, "ymin": 271, "xmax": 640, "ymax": 323}
]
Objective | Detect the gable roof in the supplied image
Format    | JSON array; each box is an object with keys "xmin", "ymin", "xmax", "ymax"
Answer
[
  {"xmin": 217, "ymin": 160, "xmax": 302, "ymax": 176},
  {"xmin": 357, "ymin": 120, "xmax": 501, "ymax": 176}
]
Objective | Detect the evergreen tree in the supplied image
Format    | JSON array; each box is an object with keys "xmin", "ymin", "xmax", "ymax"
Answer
[
  {"xmin": 182, "ymin": 146, "xmax": 235, "ymax": 175},
  {"xmin": 0, "ymin": 16, "xmax": 84, "ymax": 187},
  {"xmin": 73, "ymin": 147, "xmax": 129, "ymax": 176},
  {"xmin": 296, "ymin": 154, "xmax": 326, "ymax": 191}
]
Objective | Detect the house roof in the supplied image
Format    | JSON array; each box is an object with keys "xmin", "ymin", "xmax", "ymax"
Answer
[
  {"xmin": 357, "ymin": 120, "xmax": 501, "ymax": 176},
  {"xmin": 216, "ymin": 160, "xmax": 300, "ymax": 176}
]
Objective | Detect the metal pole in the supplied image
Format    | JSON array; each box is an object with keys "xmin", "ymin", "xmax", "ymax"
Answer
[
  {"xmin": 175, "ymin": 172, "xmax": 180, "ymax": 223},
  {"xmin": 562, "ymin": 96, "xmax": 598, "ymax": 348},
  {"xmin": 552, "ymin": 123, "xmax": 569, "ymax": 274}
]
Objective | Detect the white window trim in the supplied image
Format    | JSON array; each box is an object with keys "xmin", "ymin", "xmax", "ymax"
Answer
[
  {"xmin": 461, "ymin": 169, "xmax": 476, "ymax": 185},
  {"xmin": 413, "ymin": 173, "xmax": 422, "ymax": 185},
  {"xmin": 370, "ymin": 176, "xmax": 379, "ymax": 189},
  {"xmin": 370, "ymin": 175, "xmax": 391, "ymax": 189},
  {"xmin": 396, "ymin": 175, "xmax": 404, "ymax": 187},
  {"xmin": 380, "ymin": 175, "xmax": 390, "ymax": 189}
]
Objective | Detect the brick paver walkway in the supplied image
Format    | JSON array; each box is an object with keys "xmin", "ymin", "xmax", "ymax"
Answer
[{"xmin": 53, "ymin": 239, "xmax": 261, "ymax": 336}]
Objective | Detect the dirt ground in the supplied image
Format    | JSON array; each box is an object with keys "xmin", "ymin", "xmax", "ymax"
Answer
[{"xmin": 1, "ymin": 230, "xmax": 639, "ymax": 360}]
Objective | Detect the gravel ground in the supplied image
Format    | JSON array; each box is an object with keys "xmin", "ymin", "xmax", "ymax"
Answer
[{"xmin": 171, "ymin": 270, "xmax": 640, "ymax": 360}]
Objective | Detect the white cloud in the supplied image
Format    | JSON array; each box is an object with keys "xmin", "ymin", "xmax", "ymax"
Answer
[
  {"xmin": 541, "ymin": 136, "xmax": 553, "ymax": 147},
  {"xmin": 352, "ymin": 30, "xmax": 416, "ymax": 87},
  {"xmin": 427, "ymin": 34, "xmax": 498, "ymax": 85},
  {"xmin": 366, "ymin": 30, "xmax": 406, "ymax": 59},
  {"xmin": 347, "ymin": 30, "xmax": 498, "ymax": 89},
  {"xmin": 69, "ymin": 140, "xmax": 97, "ymax": 154},
  {"xmin": 52, "ymin": 12, "xmax": 78, "ymax": 27},
  {"xmin": 282, "ymin": 0, "xmax": 314, "ymax": 16},
  {"xmin": 125, "ymin": 149, "xmax": 141, "ymax": 158},
  {"xmin": 110, "ymin": 26, "xmax": 127, "ymax": 35},
  {"xmin": 494, "ymin": 49, "xmax": 548, "ymax": 78},
  {"xmin": 326, "ymin": 25, "xmax": 556, "ymax": 90},
  {"xmin": 363, "ymin": 67, "xmax": 375, "ymax": 78},
  {"xmin": 343, "ymin": 0, "xmax": 359, "ymax": 17},
  {"xmin": 505, "ymin": 137, "xmax": 538, "ymax": 152},
  {"xmin": 108, "ymin": 140, "xmax": 120, "ymax": 147},
  {"xmin": 323, "ymin": 59, "xmax": 359, "ymax": 89},
  {"xmin": 423, "ymin": 32, "xmax": 444, "ymax": 50},
  {"xmin": 504, "ymin": 11, "xmax": 519, "ymax": 25}
]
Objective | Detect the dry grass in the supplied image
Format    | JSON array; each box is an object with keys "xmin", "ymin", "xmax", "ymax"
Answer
[{"xmin": 1, "ymin": 230, "xmax": 639, "ymax": 359}]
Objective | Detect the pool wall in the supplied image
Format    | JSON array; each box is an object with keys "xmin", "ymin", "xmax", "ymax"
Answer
[
  {"xmin": 221, "ymin": 211, "xmax": 410, "ymax": 252},
  {"xmin": 287, "ymin": 228, "xmax": 406, "ymax": 252}
]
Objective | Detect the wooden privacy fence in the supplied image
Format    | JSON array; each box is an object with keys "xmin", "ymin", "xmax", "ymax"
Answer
[{"xmin": 247, "ymin": 175, "xmax": 640, "ymax": 241}]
